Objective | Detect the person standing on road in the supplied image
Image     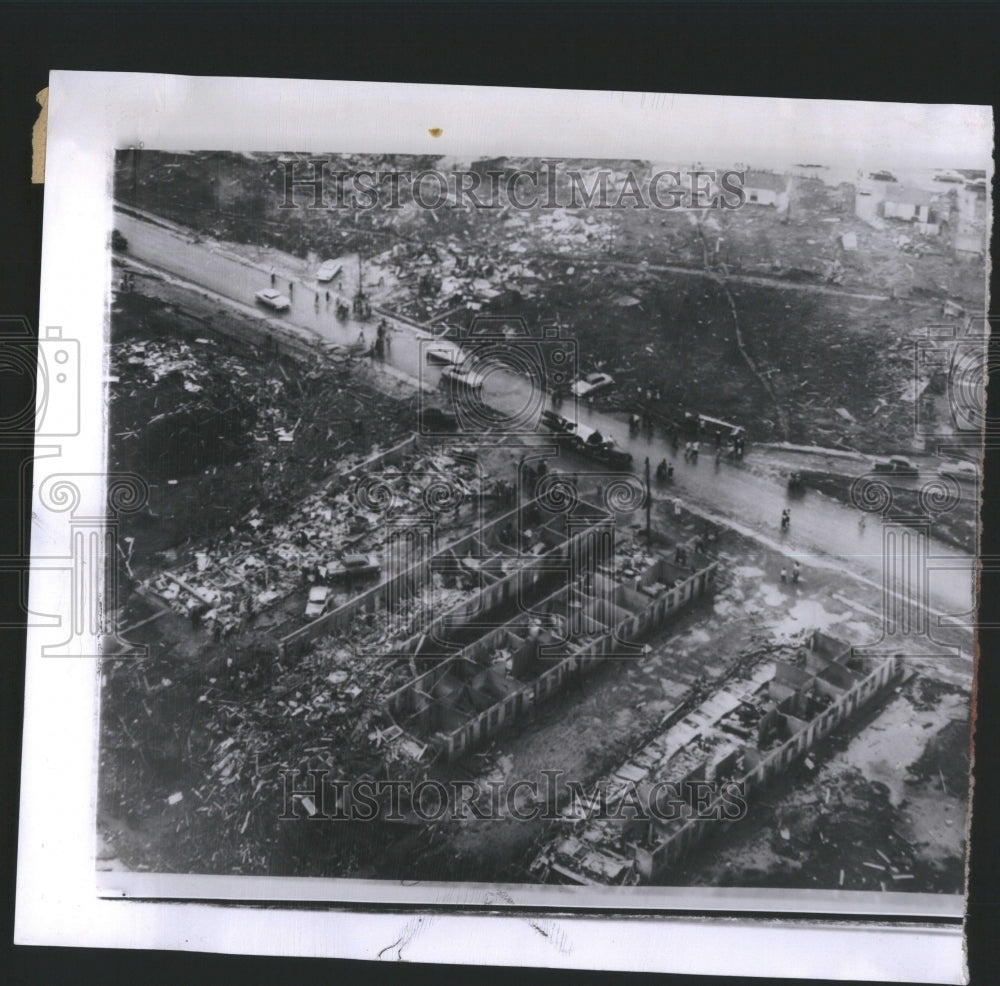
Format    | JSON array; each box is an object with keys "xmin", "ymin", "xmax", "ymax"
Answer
[
  {"xmin": 288, "ymin": 280, "xmax": 294, "ymax": 298},
  {"xmin": 781, "ymin": 508, "xmax": 790, "ymax": 531},
  {"xmin": 780, "ymin": 567, "xmax": 788, "ymax": 584},
  {"xmin": 792, "ymin": 561, "xmax": 801, "ymax": 584},
  {"xmin": 270, "ymin": 269, "xmax": 276, "ymax": 286}
]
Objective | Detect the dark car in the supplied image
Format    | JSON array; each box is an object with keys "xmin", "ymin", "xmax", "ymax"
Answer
[
  {"xmin": 593, "ymin": 443, "xmax": 633, "ymax": 468},
  {"xmin": 872, "ymin": 456, "xmax": 919, "ymax": 476},
  {"xmin": 540, "ymin": 410, "xmax": 572, "ymax": 433},
  {"xmin": 420, "ymin": 406, "xmax": 459, "ymax": 431}
]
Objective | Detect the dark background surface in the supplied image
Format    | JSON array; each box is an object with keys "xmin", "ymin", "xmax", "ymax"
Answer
[{"xmin": 1, "ymin": 3, "xmax": 997, "ymax": 984}]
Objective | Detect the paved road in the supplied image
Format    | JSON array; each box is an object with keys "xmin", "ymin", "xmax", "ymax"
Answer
[{"xmin": 114, "ymin": 209, "xmax": 975, "ymax": 623}]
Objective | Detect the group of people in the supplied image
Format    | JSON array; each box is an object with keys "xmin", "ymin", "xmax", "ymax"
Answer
[
  {"xmin": 779, "ymin": 561, "xmax": 802, "ymax": 585},
  {"xmin": 354, "ymin": 318, "xmax": 393, "ymax": 360},
  {"xmin": 628, "ymin": 411, "xmax": 657, "ymax": 437},
  {"xmin": 654, "ymin": 458, "xmax": 674, "ymax": 483}
]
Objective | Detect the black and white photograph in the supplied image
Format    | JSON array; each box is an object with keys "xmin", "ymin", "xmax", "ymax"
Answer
[
  {"xmin": 99, "ymin": 147, "xmax": 982, "ymax": 896},
  {"xmin": 13, "ymin": 70, "xmax": 991, "ymax": 980}
]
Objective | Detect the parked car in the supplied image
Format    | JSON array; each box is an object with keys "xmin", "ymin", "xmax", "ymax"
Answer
[
  {"xmin": 560, "ymin": 421, "xmax": 633, "ymax": 468},
  {"xmin": 255, "ymin": 288, "xmax": 292, "ymax": 312},
  {"xmin": 304, "ymin": 586, "xmax": 331, "ymax": 618},
  {"xmin": 425, "ymin": 345, "xmax": 458, "ymax": 366},
  {"xmin": 326, "ymin": 554, "xmax": 381, "ymax": 585},
  {"xmin": 872, "ymin": 456, "xmax": 919, "ymax": 476},
  {"xmin": 316, "ymin": 260, "xmax": 342, "ymax": 282},
  {"xmin": 420, "ymin": 406, "xmax": 459, "ymax": 431},
  {"xmin": 111, "ymin": 229, "xmax": 128, "ymax": 253},
  {"xmin": 439, "ymin": 364, "xmax": 485, "ymax": 391},
  {"xmin": 937, "ymin": 459, "xmax": 977, "ymax": 482},
  {"xmin": 540, "ymin": 409, "xmax": 573, "ymax": 434},
  {"xmin": 571, "ymin": 372, "xmax": 615, "ymax": 399},
  {"xmin": 590, "ymin": 439, "xmax": 633, "ymax": 468},
  {"xmin": 327, "ymin": 555, "xmax": 382, "ymax": 579}
]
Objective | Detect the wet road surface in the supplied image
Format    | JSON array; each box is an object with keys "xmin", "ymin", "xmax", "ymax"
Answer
[{"xmin": 114, "ymin": 208, "xmax": 975, "ymax": 622}]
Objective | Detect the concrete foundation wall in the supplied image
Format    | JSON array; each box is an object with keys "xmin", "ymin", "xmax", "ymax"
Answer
[{"xmin": 646, "ymin": 653, "xmax": 901, "ymax": 877}]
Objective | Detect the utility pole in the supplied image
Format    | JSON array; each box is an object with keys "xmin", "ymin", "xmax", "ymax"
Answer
[{"xmin": 644, "ymin": 457, "xmax": 651, "ymax": 543}]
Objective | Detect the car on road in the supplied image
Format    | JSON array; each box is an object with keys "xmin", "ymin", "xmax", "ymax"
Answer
[
  {"xmin": 571, "ymin": 372, "xmax": 615, "ymax": 399},
  {"xmin": 425, "ymin": 345, "xmax": 458, "ymax": 366},
  {"xmin": 546, "ymin": 416, "xmax": 633, "ymax": 468},
  {"xmin": 938, "ymin": 459, "xmax": 978, "ymax": 482},
  {"xmin": 872, "ymin": 456, "xmax": 919, "ymax": 476},
  {"xmin": 317, "ymin": 260, "xmax": 342, "ymax": 282},
  {"xmin": 420, "ymin": 406, "xmax": 459, "ymax": 431},
  {"xmin": 439, "ymin": 364, "xmax": 485, "ymax": 391},
  {"xmin": 540, "ymin": 409, "xmax": 573, "ymax": 434},
  {"xmin": 255, "ymin": 288, "xmax": 292, "ymax": 312},
  {"xmin": 589, "ymin": 438, "xmax": 633, "ymax": 468}
]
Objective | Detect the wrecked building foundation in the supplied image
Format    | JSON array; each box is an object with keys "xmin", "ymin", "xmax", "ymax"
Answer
[{"xmin": 530, "ymin": 631, "xmax": 904, "ymax": 886}]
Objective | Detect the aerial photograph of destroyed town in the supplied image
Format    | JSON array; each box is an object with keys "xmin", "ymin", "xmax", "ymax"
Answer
[{"xmin": 97, "ymin": 147, "xmax": 986, "ymax": 896}]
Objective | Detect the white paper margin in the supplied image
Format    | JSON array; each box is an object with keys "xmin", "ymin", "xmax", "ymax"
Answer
[{"xmin": 16, "ymin": 70, "xmax": 989, "ymax": 982}]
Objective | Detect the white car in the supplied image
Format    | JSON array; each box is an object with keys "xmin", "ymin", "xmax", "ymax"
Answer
[
  {"xmin": 571, "ymin": 372, "xmax": 615, "ymax": 398},
  {"xmin": 255, "ymin": 288, "xmax": 292, "ymax": 312},
  {"xmin": 425, "ymin": 345, "xmax": 458, "ymax": 367},
  {"xmin": 304, "ymin": 586, "xmax": 331, "ymax": 617},
  {"xmin": 937, "ymin": 460, "xmax": 977, "ymax": 482},
  {"xmin": 317, "ymin": 260, "xmax": 342, "ymax": 282}
]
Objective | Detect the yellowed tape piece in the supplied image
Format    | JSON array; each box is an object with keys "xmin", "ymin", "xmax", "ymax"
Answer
[{"xmin": 32, "ymin": 87, "xmax": 48, "ymax": 184}]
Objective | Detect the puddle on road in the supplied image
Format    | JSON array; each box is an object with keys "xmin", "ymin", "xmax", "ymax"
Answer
[
  {"xmin": 732, "ymin": 565, "xmax": 767, "ymax": 580},
  {"xmin": 756, "ymin": 583, "xmax": 786, "ymax": 608},
  {"xmin": 773, "ymin": 598, "xmax": 844, "ymax": 637}
]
